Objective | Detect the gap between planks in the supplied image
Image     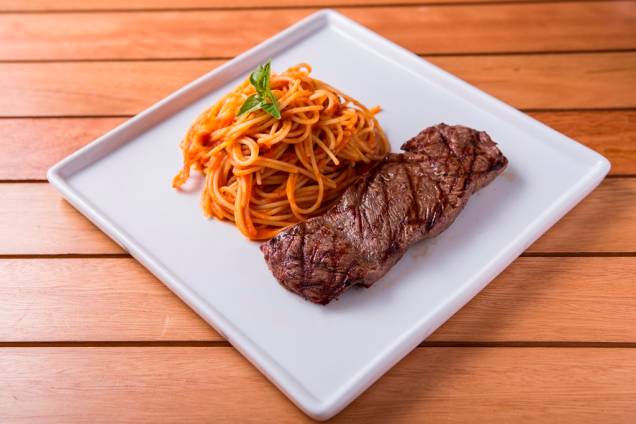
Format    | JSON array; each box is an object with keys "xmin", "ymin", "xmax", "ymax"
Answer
[
  {"xmin": 1, "ymin": 341, "xmax": 635, "ymax": 348},
  {"xmin": 1, "ymin": 252, "xmax": 636, "ymax": 259},
  {"xmin": 5, "ymin": 176, "xmax": 636, "ymax": 182},
  {"xmin": 2, "ymin": 48, "xmax": 635, "ymax": 63},
  {"xmin": 2, "ymin": 107, "xmax": 635, "ymax": 119}
]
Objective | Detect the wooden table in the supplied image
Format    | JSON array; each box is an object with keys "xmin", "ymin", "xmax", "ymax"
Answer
[{"xmin": 1, "ymin": 0, "xmax": 635, "ymax": 422}]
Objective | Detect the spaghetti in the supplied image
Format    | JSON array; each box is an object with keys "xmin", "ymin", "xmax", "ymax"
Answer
[{"xmin": 172, "ymin": 63, "xmax": 389, "ymax": 240}]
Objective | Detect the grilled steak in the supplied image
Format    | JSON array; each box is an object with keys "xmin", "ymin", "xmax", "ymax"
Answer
[{"xmin": 261, "ymin": 124, "xmax": 508, "ymax": 305}]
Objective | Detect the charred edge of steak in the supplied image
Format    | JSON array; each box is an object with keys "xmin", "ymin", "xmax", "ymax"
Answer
[
  {"xmin": 260, "ymin": 221, "xmax": 368, "ymax": 304},
  {"xmin": 261, "ymin": 123, "xmax": 508, "ymax": 305},
  {"xmin": 401, "ymin": 123, "xmax": 508, "ymax": 191}
]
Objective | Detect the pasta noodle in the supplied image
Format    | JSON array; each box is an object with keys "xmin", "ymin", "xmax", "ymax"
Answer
[{"xmin": 172, "ymin": 63, "xmax": 389, "ymax": 240}]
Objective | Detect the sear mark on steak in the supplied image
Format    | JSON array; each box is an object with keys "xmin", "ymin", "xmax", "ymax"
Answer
[{"xmin": 260, "ymin": 123, "xmax": 508, "ymax": 305}]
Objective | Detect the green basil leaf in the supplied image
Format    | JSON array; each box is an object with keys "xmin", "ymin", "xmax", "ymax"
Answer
[
  {"xmin": 261, "ymin": 101, "xmax": 281, "ymax": 120},
  {"xmin": 237, "ymin": 94, "xmax": 262, "ymax": 116},
  {"xmin": 250, "ymin": 65, "xmax": 264, "ymax": 92},
  {"xmin": 264, "ymin": 89, "xmax": 278, "ymax": 106},
  {"xmin": 239, "ymin": 60, "xmax": 280, "ymax": 119},
  {"xmin": 260, "ymin": 60, "xmax": 271, "ymax": 92},
  {"xmin": 249, "ymin": 60, "xmax": 271, "ymax": 94}
]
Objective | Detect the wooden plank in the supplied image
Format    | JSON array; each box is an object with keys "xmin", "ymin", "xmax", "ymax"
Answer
[
  {"xmin": 1, "ymin": 3, "xmax": 635, "ymax": 60},
  {"xmin": 432, "ymin": 53, "xmax": 636, "ymax": 110},
  {"xmin": 1, "ymin": 179, "xmax": 634, "ymax": 255},
  {"xmin": 0, "ymin": 118, "xmax": 123, "ymax": 180},
  {"xmin": 2, "ymin": 111, "xmax": 634, "ymax": 180},
  {"xmin": 0, "ymin": 258, "xmax": 218, "ymax": 342},
  {"xmin": 0, "ymin": 0, "xmax": 556, "ymax": 12},
  {"xmin": 0, "ymin": 184, "xmax": 120, "ymax": 254},
  {"xmin": 0, "ymin": 60, "xmax": 220, "ymax": 117},
  {"xmin": 528, "ymin": 178, "xmax": 636, "ymax": 253},
  {"xmin": 434, "ymin": 257, "xmax": 636, "ymax": 343},
  {"xmin": 1, "ymin": 53, "xmax": 635, "ymax": 118},
  {"xmin": 1, "ymin": 347, "xmax": 634, "ymax": 422},
  {"xmin": 1, "ymin": 257, "xmax": 635, "ymax": 343},
  {"xmin": 1, "ymin": 59, "xmax": 421, "ymax": 116},
  {"xmin": 529, "ymin": 110, "xmax": 636, "ymax": 176},
  {"xmin": 344, "ymin": 348, "xmax": 636, "ymax": 423}
]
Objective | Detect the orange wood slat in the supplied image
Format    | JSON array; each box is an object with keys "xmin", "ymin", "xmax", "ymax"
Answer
[
  {"xmin": 0, "ymin": 118, "xmax": 122, "ymax": 180},
  {"xmin": 0, "ymin": 0, "xmax": 557, "ymax": 12},
  {"xmin": 1, "ymin": 3, "xmax": 635, "ymax": 60},
  {"xmin": 0, "ymin": 179, "xmax": 634, "ymax": 254},
  {"xmin": 0, "ymin": 61, "xmax": 220, "ymax": 116},
  {"xmin": 528, "ymin": 178, "xmax": 636, "ymax": 253},
  {"xmin": 1, "ymin": 53, "xmax": 634, "ymax": 118},
  {"xmin": 532, "ymin": 111, "xmax": 636, "ymax": 176},
  {"xmin": 1, "ymin": 347, "xmax": 634, "ymax": 422},
  {"xmin": 1, "ymin": 257, "xmax": 635, "ymax": 343},
  {"xmin": 432, "ymin": 53, "xmax": 636, "ymax": 110},
  {"xmin": 0, "ymin": 184, "xmax": 120, "ymax": 254},
  {"xmin": 0, "ymin": 258, "xmax": 218, "ymax": 342}
]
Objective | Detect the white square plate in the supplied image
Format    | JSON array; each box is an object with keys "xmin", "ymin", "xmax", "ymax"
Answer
[{"xmin": 48, "ymin": 10, "xmax": 610, "ymax": 421}]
